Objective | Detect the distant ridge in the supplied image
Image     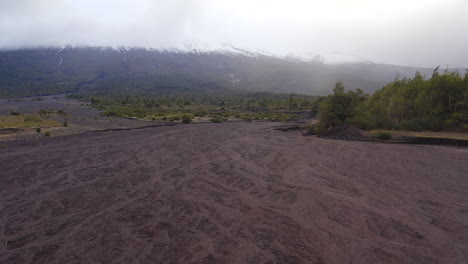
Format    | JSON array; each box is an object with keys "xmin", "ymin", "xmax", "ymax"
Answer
[
  {"xmin": 0, "ymin": 46, "xmax": 441, "ymax": 98},
  {"xmin": 312, "ymin": 52, "xmax": 375, "ymax": 65}
]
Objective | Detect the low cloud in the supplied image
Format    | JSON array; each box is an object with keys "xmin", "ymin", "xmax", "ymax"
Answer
[{"xmin": 0, "ymin": 0, "xmax": 467, "ymax": 67}]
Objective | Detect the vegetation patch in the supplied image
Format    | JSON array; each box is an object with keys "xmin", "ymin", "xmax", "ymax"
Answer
[
  {"xmin": 182, "ymin": 114, "xmax": 192, "ymax": 124},
  {"xmin": 372, "ymin": 131, "xmax": 392, "ymax": 140},
  {"xmin": 316, "ymin": 70, "xmax": 467, "ymax": 132},
  {"xmin": 210, "ymin": 117, "xmax": 224, "ymax": 123},
  {"xmin": 72, "ymin": 92, "xmax": 303, "ymax": 123},
  {"xmin": 0, "ymin": 114, "xmax": 61, "ymax": 129}
]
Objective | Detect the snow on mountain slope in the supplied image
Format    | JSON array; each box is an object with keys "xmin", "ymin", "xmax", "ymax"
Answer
[{"xmin": 312, "ymin": 52, "xmax": 374, "ymax": 65}]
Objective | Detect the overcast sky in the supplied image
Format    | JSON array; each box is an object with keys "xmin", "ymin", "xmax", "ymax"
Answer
[{"xmin": 1, "ymin": 0, "xmax": 467, "ymax": 67}]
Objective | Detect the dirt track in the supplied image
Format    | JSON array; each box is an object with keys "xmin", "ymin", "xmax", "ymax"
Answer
[{"xmin": 0, "ymin": 122, "xmax": 467, "ymax": 263}]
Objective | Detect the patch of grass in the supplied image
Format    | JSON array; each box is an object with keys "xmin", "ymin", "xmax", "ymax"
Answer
[
  {"xmin": 84, "ymin": 94, "xmax": 309, "ymax": 122},
  {"xmin": 39, "ymin": 109, "xmax": 53, "ymax": 116},
  {"xmin": 413, "ymin": 133, "xmax": 468, "ymax": 140},
  {"xmin": 24, "ymin": 115, "xmax": 41, "ymax": 122},
  {"xmin": 44, "ymin": 131, "xmax": 51, "ymax": 137},
  {"xmin": 372, "ymin": 131, "xmax": 392, "ymax": 140},
  {"xmin": 210, "ymin": 117, "xmax": 223, "ymax": 123},
  {"xmin": 169, "ymin": 115, "xmax": 181, "ymax": 122},
  {"xmin": 0, "ymin": 115, "xmax": 60, "ymax": 129},
  {"xmin": 38, "ymin": 109, "xmax": 67, "ymax": 118}
]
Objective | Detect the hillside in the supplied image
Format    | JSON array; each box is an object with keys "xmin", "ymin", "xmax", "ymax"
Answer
[{"xmin": 0, "ymin": 47, "xmax": 437, "ymax": 97}]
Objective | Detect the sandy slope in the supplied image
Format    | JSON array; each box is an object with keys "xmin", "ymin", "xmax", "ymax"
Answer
[{"xmin": 0, "ymin": 122, "xmax": 467, "ymax": 264}]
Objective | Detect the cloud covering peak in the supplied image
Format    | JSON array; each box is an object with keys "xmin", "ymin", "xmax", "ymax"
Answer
[{"xmin": 1, "ymin": 0, "xmax": 467, "ymax": 67}]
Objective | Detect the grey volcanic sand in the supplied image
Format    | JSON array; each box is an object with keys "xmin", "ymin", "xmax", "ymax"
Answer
[
  {"xmin": 0, "ymin": 122, "xmax": 467, "ymax": 263},
  {"xmin": 0, "ymin": 95, "xmax": 155, "ymax": 140}
]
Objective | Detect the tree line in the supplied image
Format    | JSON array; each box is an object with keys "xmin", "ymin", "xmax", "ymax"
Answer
[{"xmin": 316, "ymin": 69, "xmax": 467, "ymax": 132}]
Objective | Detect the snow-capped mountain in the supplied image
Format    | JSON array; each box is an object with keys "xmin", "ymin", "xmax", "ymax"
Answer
[
  {"xmin": 0, "ymin": 46, "xmax": 436, "ymax": 97},
  {"xmin": 312, "ymin": 52, "xmax": 374, "ymax": 65}
]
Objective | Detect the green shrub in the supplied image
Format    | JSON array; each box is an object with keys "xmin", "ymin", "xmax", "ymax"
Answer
[
  {"xmin": 373, "ymin": 131, "xmax": 392, "ymax": 140},
  {"xmin": 348, "ymin": 115, "xmax": 376, "ymax": 130},
  {"xmin": 210, "ymin": 118, "xmax": 223, "ymax": 123},
  {"xmin": 63, "ymin": 121, "xmax": 68, "ymax": 127},
  {"xmin": 396, "ymin": 118, "xmax": 444, "ymax": 131},
  {"xmin": 194, "ymin": 111, "xmax": 207, "ymax": 117},
  {"xmin": 268, "ymin": 113, "xmax": 290, "ymax": 122},
  {"xmin": 44, "ymin": 131, "xmax": 51, "ymax": 137},
  {"xmin": 396, "ymin": 120, "xmax": 423, "ymax": 131},
  {"xmin": 182, "ymin": 114, "xmax": 192, "ymax": 124},
  {"xmin": 36, "ymin": 128, "xmax": 41, "ymax": 133},
  {"xmin": 169, "ymin": 116, "xmax": 181, "ymax": 122},
  {"xmin": 301, "ymin": 122, "xmax": 316, "ymax": 135},
  {"xmin": 24, "ymin": 115, "xmax": 40, "ymax": 122},
  {"xmin": 39, "ymin": 109, "xmax": 50, "ymax": 116}
]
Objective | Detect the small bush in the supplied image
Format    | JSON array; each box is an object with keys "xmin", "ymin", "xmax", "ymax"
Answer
[
  {"xmin": 39, "ymin": 109, "xmax": 50, "ymax": 116},
  {"xmin": 36, "ymin": 128, "xmax": 41, "ymax": 133},
  {"xmin": 348, "ymin": 115, "xmax": 376, "ymax": 130},
  {"xmin": 396, "ymin": 120, "xmax": 423, "ymax": 131},
  {"xmin": 458, "ymin": 124, "xmax": 468, "ymax": 133},
  {"xmin": 24, "ymin": 115, "xmax": 40, "ymax": 122},
  {"xmin": 63, "ymin": 121, "xmax": 68, "ymax": 127},
  {"xmin": 182, "ymin": 114, "xmax": 192, "ymax": 124},
  {"xmin": 444, "ymin": 119, "xmax": 458, "ymax": 130},
  {"xmin": 210, "ymin": 118, "xmax": 223, "ymax": 123},
  {"xmin": 44, "ymin": 131, "xmax": 51, "ymax": 137},
  {"xmin": 373, "ymin": 131, "xmax": 392, "ymax": 140},
  {"xmin": 301, "ymin": 122, "xmax": 316, "ymax": 135},
  {"xmin": 169, "ymin": 116, "xmax": 181, "ymax": 122},
  {"xmin": 10, "ymin": 111, "xmax": 20, "ymax": 116}
]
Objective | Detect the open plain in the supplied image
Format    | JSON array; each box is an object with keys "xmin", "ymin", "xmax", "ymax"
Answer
[{"xmin": 0, "ymin": 122, "xmax": 467, "ymax": 263}]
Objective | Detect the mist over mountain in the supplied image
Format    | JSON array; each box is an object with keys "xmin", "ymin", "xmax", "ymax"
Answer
[
  {"xmin": 0, "ymin": 46, "xmax": 442, "ymax": 98},
  {"xmin": 311, "ymin": 53, "xmax": 375, "ymax": 65},
  {"xmin": 2, "ymin": 0, "xmax": 467, "ymax": 67}
]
